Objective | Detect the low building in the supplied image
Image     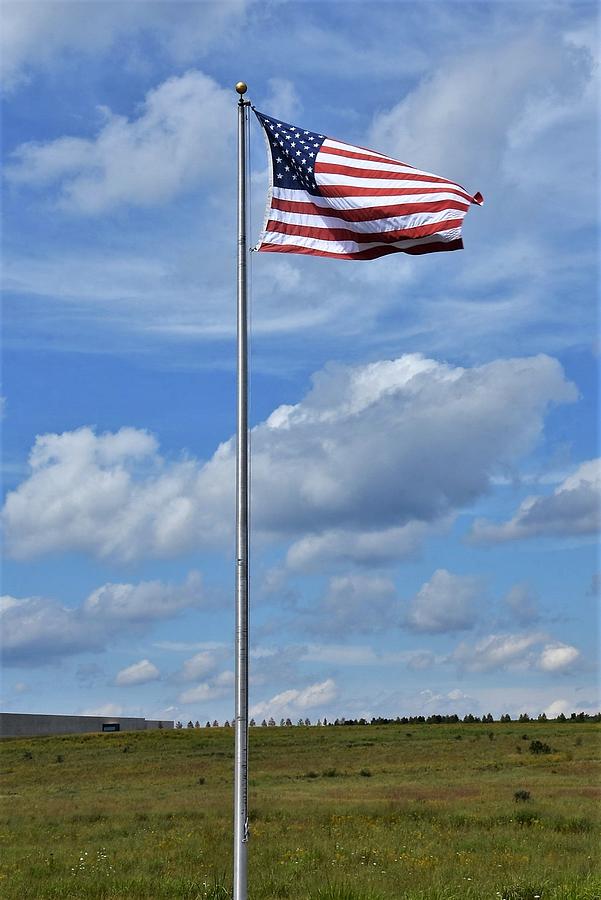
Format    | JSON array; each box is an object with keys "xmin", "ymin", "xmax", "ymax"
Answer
[{"xmin": 0, "ymin": 712, "xmax": 173, "ymax": 738}]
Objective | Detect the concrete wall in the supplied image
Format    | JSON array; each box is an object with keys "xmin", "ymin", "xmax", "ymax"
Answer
[{"xmin": 0, "ymin": 712, "xmax": 173, "ymax": 738}]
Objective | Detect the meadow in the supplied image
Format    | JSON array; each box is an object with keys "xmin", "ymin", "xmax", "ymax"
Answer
[{"xmin": 0, "ymin": 721, "xmax": 599, "ymax": 899}]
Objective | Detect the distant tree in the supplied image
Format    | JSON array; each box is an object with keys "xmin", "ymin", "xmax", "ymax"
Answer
[
  {"xmin": 280, "ymin": 718, "xmax": 286, "ymax": 727},
  {"xmin": 206, "ymin": 721, "xmax": 211, "ymax": 728},
  {"xmin": 500, "ymin": 714, "xmax": 511, "ymax": 722},
  {"xmin": 175, "ymin": 721, "xmax": 183, "ymax": 729},
  {"xmin": 212, "ymin": 720, "xmax": 219, "ymax": 727},
  {"xmin": 268, "ymin": 717, "xmax": 276, "ymax": 727},
  {"xmin": 304, "ymin": 718, "xmax": 311, "ymax": 726},
  {"xmin": 556, "ymin": 712, "xmax": 566, "ymax": 722},
  {"xmin": 187, "ymin": 721, "xmax": 194, "ymax": 729},
  {"xmin": 518, "ymin": 713, "xmax": 531, "ymax": 722},
  {"xmin": 195, "ymin": 721, "xmax": 200, "ymax": 728},
  {"xmin": 323, "ymin": 718, "xmax": 328, "ymax": 726},
  {"xmin": 285, "ymin": 718, "xmax": 293, "ymax": 727},
  {"xmin": 538, "ymin": 712, "xmax": 547, "ymax": 721},
  {"xmin": 261, "ymin": 719, "xmax": 267, "ymax": 727},
  {"xmin": 297, "ymin": 718, "xmax": 304, "ymax": 726},
  {"xmin": 224, "ymin": 720, "xmax": 230, "ymax": 728},
  {"xmin": 249, "ymin": 718, "xmax": 256, "ymax": 727}
]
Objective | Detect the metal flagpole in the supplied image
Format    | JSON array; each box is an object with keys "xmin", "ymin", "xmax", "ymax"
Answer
[{"xmin": 233, "ymin": 80, "xmax": 250, "ymax": 900}]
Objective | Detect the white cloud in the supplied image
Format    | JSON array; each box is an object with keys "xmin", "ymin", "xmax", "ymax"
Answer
[
  {"xmin": 538, "ymin": 643, "xmax": 581, "ymax": 673},
  {"xmin": 2, "ymin": 354, "xmax": 576, "ymax": 564},
  {"xmin": 250, "ymin": 678, "xmax": 337, "ymax": 720},
  {"xmin": 314, "ymin": 574, "xmax": 399, "ymax": 635},
  {"xmin": 368, "ymin": 28, "xmax": 597, "ymax": 224},
  {"xmin": 84, "ymin": 572, "xmax": 204, "ymax": 623},
  {"xmin": 470, "ymin": 459, "xmax": 601, "ymax": 543},
  {"xmin": 451, "ymin": 632, "xmax": 544, "ymax": 673},
  {"xmin": 178, "ymin": 670, "xmax": 234, "ymax": 705},
  {"xmin": 1, "ymin": 572, "xmax": 204, "ymax": 667},
  {"xmin": 6, "ymin": 70, "xmax": 233, "ymax": 213},
  {"xmin": 1, "ymin": 2, "xmax": 248, "ymax": 92},
  {"xmin": 450, "ymin": 633, "xmax": 584, "ymax": 675},
  {"xmin": 405, "ymin": 569, "xmax": 482, "ymax": 634},
  {"xmin": 180, "ymin": 651, "xmax": 220, "ymax": 682},
  {"xmin": 115, "ymin": 659, "xmax": 160, "ymax": 687},
  {"xmin": 285, "ymin": 521, "xmax": 435, "ymax": 572}
]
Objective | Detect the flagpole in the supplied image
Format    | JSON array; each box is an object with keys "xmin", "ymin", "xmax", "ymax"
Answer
[{"xmin": 234, "ymin": 80, "xmax": 250, "ymax": 900}]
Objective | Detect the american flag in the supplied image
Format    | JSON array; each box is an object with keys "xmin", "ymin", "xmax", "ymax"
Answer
[{"xmin": 253, "ymin": 109, "xmax": 483, "ymax": 261}]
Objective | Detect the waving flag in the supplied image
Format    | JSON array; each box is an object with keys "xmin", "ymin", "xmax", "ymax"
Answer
[{"xmin": 254, "ymin": 109, "xmax": 483, "ymax": 260}]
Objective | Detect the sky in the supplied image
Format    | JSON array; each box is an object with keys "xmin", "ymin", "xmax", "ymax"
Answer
[{"xmin": 1, "ymin": 0, "xmax": 599, "ymax": 727}]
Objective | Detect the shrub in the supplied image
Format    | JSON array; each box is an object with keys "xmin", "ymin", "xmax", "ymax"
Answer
[
  {"xmin": 197, "ymin": 776, "xmax": 205, "ymax": 785},
  {"xmin": 529, "ymin": 739, "xmax": 552, "ymax": 755},
  {"xmin": 323, "ymin": 768, "xmax": 339, "ymax": 777},
  {"xmin": 304, "ymin": 771, "xmax": 319, "ymax": 779},
  {"xmin": 514, "ymin": 789, "xmax": 531, "ymax": 802},
  {"xmin": 360, "ymin": 768, "xmax": 372, "ymax": 777},
  {"xmin": 55, "ymin": 754, "xmax": 64, "ymax": 764}
]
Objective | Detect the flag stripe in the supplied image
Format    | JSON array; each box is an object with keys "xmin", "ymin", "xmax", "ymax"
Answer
[
  {"xmin": 258, "ymin": 237, "xmax": 464, "ymax": 260},
  {"xmin": 265, "ymin": 217, "xmax": 465, "ymax": 243},
  {"xmin": 271, "ymin": 195, "xmax": 470, "ymax": 222}
]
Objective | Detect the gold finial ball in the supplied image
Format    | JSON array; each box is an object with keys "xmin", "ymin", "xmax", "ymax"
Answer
[{"xmin": 235, "ymin": 82, "xmax": 248, "ymax": 95}]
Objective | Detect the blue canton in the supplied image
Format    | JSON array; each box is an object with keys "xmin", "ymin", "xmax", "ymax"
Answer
[{"xmin": 254, "ymin": 110, "xmax": 326, "ymax": 195}]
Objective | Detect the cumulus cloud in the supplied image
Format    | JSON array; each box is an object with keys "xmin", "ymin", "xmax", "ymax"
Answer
[
  {"xmin": 369, "ymin": 27, "xmax": 597, "ymax": 226},
  {"xmin": 405, "ymin": 569, "xmax": 482, "ymax": 633},
  {"xmin": 470, "ymin": 459, "xmax": 600, "ymax": 543},
  {"xmin": 450, "ymin": 632, "xmax": 583, "ymax": 675},
  {"xmin": 538, "ymin": 643, "xmax": 581, "ymax": 673},
  {"xmin": 1, "ymin": 572, "xmax": 204, "ymax": 667},
  {"xmin": 115, "ymin": 659, "xmax": 160, "ymax": 687},
  {"xmin": 180, "ymin": 651, "xmax": 220, "ymax": 683},
  {"xmin": 285, "ymin": 522, "xmax": 435, "ymax": 572},
  {"xmin": 2, "ymin": 354, "xmax": 576, "ymax": 564},
  {"xmin": 451, "ymin": 632, "xmax": 544, "ymax": 673},
  {"xmin": 6, "ymin": 70, "xmax": 233, "ymax": 213},
  {"xmin": 250, "ymin": 678, "xmax": 337, "ymax": 720},
  {"xmin": 178, "ymin": 670, "xmax": 234, "ymax": 705}
]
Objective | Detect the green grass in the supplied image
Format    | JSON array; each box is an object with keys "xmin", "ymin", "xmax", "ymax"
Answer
[{"xmin": 1, "ymin": 722, "xmax": 600, "ymax": 898}]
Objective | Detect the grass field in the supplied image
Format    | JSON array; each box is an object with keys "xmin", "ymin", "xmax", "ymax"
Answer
[{"xmin": 1, "ymin": 721, "xmax": 599, "ymax": 899}]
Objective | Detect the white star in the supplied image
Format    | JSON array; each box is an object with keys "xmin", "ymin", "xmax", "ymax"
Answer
[
  {"xmin": 276, "ymin": 157, "xmax": 282, "ymax": 163},
  {"xmin": 302, "ymin": 158, "xmax": 306, "ymax": 164},
  {"xmin": 284, "ymin": 165, "xmax": 290, "ymax": 171},
  {"xmin": 292, "ymin": 174, "xmax": 297, "ymax": 180},
  {"xmin": 309, "ymin": 152, "xmax": 314, "ymax": 158},
  {"xmin": 296, "ymin": 150, "xmax": 301, "ymax": 156},
  {"xmin": 291, "ymin": 142, "xmax": 296, "ymax": 147},
  {"xmin": 277, "ymin": 173, "xmax": 283, "ymax": 179}
]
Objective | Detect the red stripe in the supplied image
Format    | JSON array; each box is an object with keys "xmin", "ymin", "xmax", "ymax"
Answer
[
  {"xmin": 318, "ymin": 184, "xmax": 475, "ymax": 203},
  {"xmin": 271, "ymin": 196, "xmax": 469, "ymax": 222},
  {"xmin": 321, "ymin": 143, "xmax": 412, "ymax": 167},
  {"xmin": 266, "ymin": 218, "xmax": 463, "ymax": 244},
  {"xmin": 258, "ymin": 239, "xmax": 464, "ymax": 260},
  {"xmin": 316, "ymin": 160, "xmax": 455, "ymax": 186}
]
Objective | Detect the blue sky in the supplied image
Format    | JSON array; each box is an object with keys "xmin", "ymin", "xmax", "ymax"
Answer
[{"xmin": 1, "ymin": 0, "xmax": 599, "ymax": 725}]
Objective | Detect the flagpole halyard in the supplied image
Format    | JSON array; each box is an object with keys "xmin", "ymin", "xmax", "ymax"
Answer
[{"xmin": 234, "ymin": 80, "xmax": 250, "ymax": 900}]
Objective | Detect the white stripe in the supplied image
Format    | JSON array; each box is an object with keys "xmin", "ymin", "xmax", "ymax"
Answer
[
  {"xmin": 323, "ymin": 137, "xmax": 395, "ymax": 162},
  {"xmin": 316, "ymin": 172, "xmax": 465, "ymax": 192},
  {"xmin": 260, "ymin": 226, "xmax": 463, "ymax": 256},
  {"xmin": 267, "ymin": 206, "xmax": 466, "ymax": 235},
  {"xmin": 318, "ymin": 149, "xmax": 450, "ymax": 181},
  {"xmin": 272, "ymin": 187, "xmax": 471, "ymax": 210}
]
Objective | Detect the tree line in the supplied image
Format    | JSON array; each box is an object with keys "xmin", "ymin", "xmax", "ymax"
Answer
[{"xmin": 174, "ymin": 710, "xmax": 600, "ymax": 729}]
